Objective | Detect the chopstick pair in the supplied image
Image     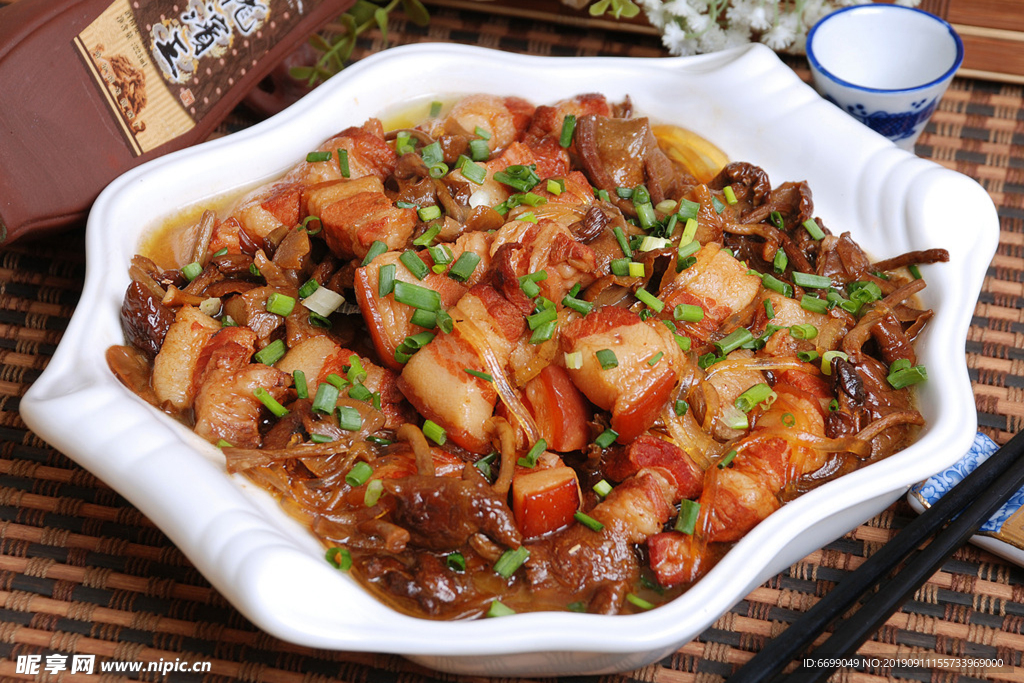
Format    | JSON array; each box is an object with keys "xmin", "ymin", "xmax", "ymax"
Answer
[{"xmin": 728, "ymin": 428, "xmax": 1024, "ymax": 683}]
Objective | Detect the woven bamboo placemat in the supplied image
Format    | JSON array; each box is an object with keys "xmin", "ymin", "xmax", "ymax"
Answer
[{"xmin": 3, "ymin": 3, "xmax": 1024, "ymax": 681}]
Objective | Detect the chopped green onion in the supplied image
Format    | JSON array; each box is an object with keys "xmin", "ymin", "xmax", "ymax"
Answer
[
  {"xmin": 908, "ymin": 264, "xmax": 922, "ymax": 280},
  {"xmin": 428, "ymin": 163, "xmax": 448, "ymax": 179},
  {"xmin": 462, "ymin": 156, "xmax": 487, "ymax": 183},
  {"xmin": 493, "ymin": 164, "xmax": 541, "ymax": 193},
  {"xmin": 626, "ymin": 594, "xmax": 655, "ymax": 610},
  {"xmin": 487, "ymin": 600, "xmax": 515, "ymax": 617},
  {"xmin": 266, "ymin": 292, "xmax": 296, "ymax": 317},
  {"xmin": 564, "ymin": 351, "xmax": 583, "ymax": 370},
  {"xmin": 800, "ymin": 295, "xmax": 829, "ymax": 314},
  {"xmin": 628, "ymin": 261, "xmax": 646, "ymax": 278},
  {"xmin": 417, "ymin": 205, "xmax": 442, "ymax": 222},
  {"xmin": 782, "ymin": 412, "xmax": 797, "ymax": 427},
  {"xmin": 413, "ymin": 223, "xmax": 442, "ymax": 248},
  {"xmin": 715, "ymin": 328, "xmax": 754, "ymax": 355},
  {"xmin": 769, "ymin": 211, "xmax": 784, "ymax": 229},
  {"xmin": 562, "ymin": 295, "xmax": 593, "ymax": 316},
  {"xmin": 821, "ymin": 350, "xmax": 849, "ymax": 375},
  {"xmin": 378, "ymin": 263, "xmax": 396, "ymax": 297},
  {"xmin": 254, "ymin": 339, "xmax": 286, "ymax": 366},
  {"xmin": 312, "ymin": 382, "xmax": 340, "ymax": 413},
  {"xmin": 465, "ymin": 368, "xmax": 493, "ymax": 382},
  {"xmin": 888, "ymin": 364, "xmax": 928, "ymax": 388},
  {"xmin": 346, "ymin": 461, "xmax": 373, "ymax": 487},
  {"xmin": 674, "ymin": 334, "xmax": 691, "ymax": 352},
  {"xmin": 366, "ymin": 435, "xmax": 392, "ymax": 447},
  {"xmin": 790, "ymin": 323, "xmax": 819, "ymax": 340},
  {"xmin": 395, "ymin": 200, "xmax": 417, "ymax": 209},
  {"xmin": 723, "ymin": 185, "xmax": 738, "ymax": 205},
  {"xmin": 430, "ymin": 100, "xmax": 443, "ymax": 117},
  {"xmin": 348, "ymin": 383, "xmax": 372, "ymax": 402},
  {"xmin": 393, "ymin": 280, "xmax": 441, "ymax": 311},
  {"xmin": 674, "ymin": 399, "xmax": 689, "ymax": 416},
  {"xmin": 364, "ymin": 478, "xmax": 384, "ymax": 506},
  {"xmin": 718, "ymin": 449, "xmax": 738, "ymax": 469},
  {"xmin": 761, "ymin": 273, "xmax": 794, "ymax": 298},
  {"xmin": 610, "ymin": 258, "xmax": 631, "ymax": 277},
  {"xmin": 182, "ymin": 262, "xmax": 202, "ymax": 281},
  {"xmin": 249, "ymin": 263, "xmax": 261, "ymax": 278},
  {"xmin": 680, "ymin": 217, "xmax": 699, "ymax": 245},
  {"xmin": 211, "ymin": 247, "xmax": 229, "ymax": 257},
  {"xmin": 798, "ymin": 350, "xmax": 820, "ymax": 363},
  {"xmin": 792, "ymin": 272, "xmax": 832, "ymax": 289},
  {"xmin": 711, "ymin": 196, "xmax": 726, "ymax": 214},
  {"xmin": 735, "ymin": 383, "xmax": 775, "ymax": 413},
  {"xmin": 595, "ymin": 428, "xmax": 618, "ymax": 449},
  {"xmin": 293, "ymin": 370, "xmax": 308, "ymax": 399},
  {"xmin": 527, "ymin": 306, "xmax": 558, "ymax": 330},
  {"xmin": 635, "ymin": 202, "xmax": 657, "ymax": 231},
  {"xmin": 764, "ymin": 299, "xmax": 776, "ymax": 319},
  {"xmin": 677, "ymin": 199, "xmax": 700, "ymax": 220},
  {"xmin": 773, "ymin": 250, "xmax": 788, "ymax": 274},
  {"xmin": 409, "ymin": 309, "xmax": 436, "ymax": 330},
  {"xmin": 546, "ymin": 178, "xmax": 565, "ymax": 195},
  {"xmin": 530, "ymin": 320, "xmax": 557, "ymax": 344},
  {"xmin": 337, "ymin": 405, "xmax": 363, "ymax": 432},
  {"xmin": 399, "ymin": 251, "xmax": 430, "ymax": 280},
  {"xmin": 635, "ymin": 288, "xmax": 664, "ymax": 313},
  {"xmin": 448, "ymin": 252, "xmax": 481, "ymax": 282},
  {"xmin": 306, "ymin": 151, "xmax": 331, "ymax": 162},
  {"xmin": 639, "ymin": 235, "xmax": 672, "ymax": 252},
  {"xmin": 361, "ymin": 240, "xmax": 388, "ymax": 267},
  {"xmin": 803, "ymin": 218, "xmax": 825, "ymax": 240},
  {"xmin": 612, "ymin": 226, "xmax": 632, "ymax": 258},
  {"xmin": 647, "ymin": 351, "xmax": 664, "ymax": 367},
  {"xmin": 422, "ymin": 419, "xmax": 447, "ymax": 445},
  {"xmin": 675, "ymin": 499, "xmax": 700, "ymax": 535},
  {"xmin": 828, "ymin": 398, "xmax": 840, "ymax": 412},
  {"xmin": 253, "ymin": 387, "xmax": 288, "ymax": 417},
  {"xmin": 518, "ymin": 438, "xmax": 547, "ymax": 468},
  {"xmin": 474, "ymin": 452, "xmax": 498, "ymax": 481},
  {"xmin": 446, "ymin": 552, "xmax": 466, "ymax": 572},
  {"xmin": 559, "ymin": 114, "xmax": 576, "ymax": 148},
  {"xmin": 337, "ymin": 148, "xmax": 350, "ymax": 178},
  {"xmin": 420, "ymin": 141, "xmax": 443, "ymax": 166},
  {"xmin": 326, "ymin": 373, "xmax": 348, "ymax": 391},
  {"xmin": 595, "ymin": 349, "xmax": 618, "ymax": 370},
  {"xmin": 593, "ymin": 479, "xmax": 613, "ymax": 497},
  {"xmin": 216, "ymin": 439, "xmax": 234, "ymax": 449},
  {"xmin": 298, "ymin": 279, "xmax": 319, "ymax": 299},
  {"xmin": 674, "ymin": 303, "xmax": 704, "ymax": 323},
  {"xmin": 493, "ymin": 546, "xmax": 530, "ymax": 578},
  {"xmin": 698, "ymin": 352, "xmax": 722, "ymax": 369},
  {"xmin": 574, "ymin": 511, "xmax": 605, "ymax": 532},
  {"xmin": 326, "ymin": 547, "xmax": 352, "ymax": 570}
]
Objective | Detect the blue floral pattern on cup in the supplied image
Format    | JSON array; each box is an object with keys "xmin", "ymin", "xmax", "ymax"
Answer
[
  {"xmin": 825, "ymin": 95, "xmax": 938, "ymax": 143},
  {"xmin": 910, "ymin": 432, "xmax": 1016, "ymax": 533}
]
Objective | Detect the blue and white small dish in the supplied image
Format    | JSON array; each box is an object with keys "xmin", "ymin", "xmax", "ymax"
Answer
[
  {"xmin": 807, "ymin": 5, "xmax": 964, "ymax": 151},
  {"xmin": 908, "ymin": 433, "xmax": 1024, "ymax": 567}
]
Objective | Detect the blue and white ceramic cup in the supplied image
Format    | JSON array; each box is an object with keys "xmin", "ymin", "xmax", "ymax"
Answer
[{"xmin": 806, "ymin": 5, "xmax": 964, "ymax": 151}]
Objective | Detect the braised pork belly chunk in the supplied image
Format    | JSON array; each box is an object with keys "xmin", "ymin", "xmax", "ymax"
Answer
[{"xmin": 108, "ymin": 94, "xmax": 945, "ymax": 618}]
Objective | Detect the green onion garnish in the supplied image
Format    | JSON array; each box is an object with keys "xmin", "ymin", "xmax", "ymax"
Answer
[
  {"xmin": 718, "ymin": 449, "xmax": 738, "ymax": 469},
  {"xmin": 487, "ymin": 600, "xmax": 515, "ymax": 617},
  {"xmin": 378, "ymin": 263, "xmax": 396, "ymax": 297},
  {"xmin": 675, "ymin": 499, "xmax": 700, "ymax": 535},
  {"xmin": 464, "ymin": 368, "xmax": 493, "ymax": 382},
  {"xmin": 417, "ymin": 205, "xmax": 442, "ymax": 222},
  {"xmin": 529, "ymin": 320, "xmax": 557, "ymax": 344},
  {"xmin": 711, "ymin": 196, "xmax": 726, "ymax": 214},
  {"xmin": 628, "ymin": 262, "xmax": 645, "ymax": 278},
  {"xmin": 422, "ymin": 419, "xmax": 447, "ymax": 445},
  {"xmin": 361, "ymin": 240, "xmax": 388, "ymax": 267},
  {"xmin": 326, "ymin": 373, "xmax": 348, "ymax": 391},
  {"xmin": 714, "ymin": 328, "xmax": 754, "ymax": 355},
  {"xmin": 559, "ymin": 114, "xmax": 576, "ymax": 148},
  {"xmin": 266, "ymin": 292, "xmax": 296, "ymax": 317},
  {"xmin": 393, "ymin": 280, "xmax": 441, "ymax": 311},
  {"xmin": 408, "ymin": 309, "xmax": 435, "ymax": 329},
  {"xmin": 564, "ymin": 350, "xmax": 583, "ymax": 370},
  {"xmin": 674, "ymin": 303, "xmax": 704, "ymax": 323},
  {"xmin": 800, "ymin": 295, "xmax": 829, "ymax": 314},
  {"xmin": 792, "ymin": 272, "xmax": 832, "ymax": 289},
  {"xmin": 626, "ymin": 594, "xmax": 655, "ymax": 610},
  {"xmin": 518, "ymin": 438, "xmax": 547, "ymax": 468},
  {"xmin": 363, "ymin": 478, "xmax": 384, "ymax": 507},
  {"xmin": 647, "ymin": 351, "xmax": 664, "ymax": 367},
  {"xmin": 674, "ymin": 399, "xmax": 689, "ymax": 416},
  {"xmin": 312, "ymin": 382, "xmax": 340, "ymax": 413},
  {"xmin": 593, "ymin": 479, "xmax": 613, "ymax": 497},
  {"xmin": 677, "ymin": 198, "xmax": 700, "ymax": 220},
  {"xmin": 723, "ymin": 185, "xmax": 738, "ymax": 205},
  {"xmin": 399, "ymin": 251, "xmax": 430, "ymax": 280},
  {"xmin": 474, "ymin": 452, "xmax": 498, "ymax": 482},
  {"xmin": 547, "ymin": 178, "xmax": 565, "ymax": 195},
  {"xmin": 337, "ymin": 148, "xmax": 350, "ymax": 178},
  {"xmin": 447, "ymin": 251, "xmax": 480, "ymax": 283},
  {"xmin": 293, "ymin": 370, "xmax": 308, "ymax": 399},
  {"xmin": 182, "ymin": 262, "xmax": 202, "ymax": 281},
  {"xmin": 527, "ymin": 306, "xmax": 558, "ymax": 330},
  {"xmin": 346, "ymin": 461, "xmax": 373, "ymax": 487},
  {"xmin": 337, "ymin": 405, "xmax": 363, "ymax": 432},
  {"xmin": 574, "ymin": 511, "xmax": 604, "ymax": 532},
  {"xmin": 612, "ymin": 226, "xmax": 632, "ymax": 258},
  {"xmin": 413, "ymin": 223, "xmax": 442, "ymax": 248},
  {"xmin": 348, "ymin": 383, "xmax": 372, "ymax": 402},
  {"xmin": 764, "ymin": 299, "xmax": 776, "ymax": 319},
  {"xmin": 462, "ymin": 156, "xmax": 487, "ymax": 183},
  {"xmin": 735, "ymin": 383, "xmax": 775, "ymax": 413},
  {"xmin": 798, "ymin": 350, "xmax": 820, "ymax": 363},
  {"xmin": 803, "ymin": 218, "xmax": 825, "ymax": 240},
  {"xmin": 298, "ymin": 278, "xmax": 319, "ymax": 299},
  {"xmin": 420, "ymin": 141, "xmax": 443, "ymax": 167},
  {"xmin": 562, "ymin": 295, "xmax": 593, "ymax": 316},
  {"xmin": 446, "ymin": 552, "xmax": 466, "ymax": 572},
  {"xmin": 635, "ymin": 288, "xmax": 664, "ymax": 313},
  {"xmin": 594, "ymin": 428, "xmax": 618, "ymax": 449},
  {"xmin": 761, "ymin": 273, "xmax": 794, "ymax": 298},
  {"xmin": 430, "ymin": 100, "xmax": 443, "ymax": 117},
  {"xmin": 493, "ymin": 546, "xmax": 530, "ymax": 578},
  {"xmin": 254, "ymin": 339, "xmax": 286, "ymax": 366},
  {"xmin": 887, "ymin": 363, "xmax": 928, "ymax": 389},
  {"xmin": 908, "ymin": 264, "xmax": 922, "ymax": 280},
  {"xmin": 595, "ymin": 349, "xmax": 618, "ymax": 370},
  {"xmin": 790, "ymin": 323, "xmax": 818, "ymax": 340},
  {"xmin": 253, "ymin": 387, "xmax": 288, "ymax": 417},
  {"xmin": 820, "ymin": 350, "xmax": 849, "ymax": 375},
  {"xmin": 326, "ymin": 547, "xmax": 352, "ymax": 570},
  {"xmin": 306, "ymin": 151, "xmax": 332, "ymax": 162},
  {"xmin": 773, "ymin": 250, "xmax": 788, "ymax": 274}
]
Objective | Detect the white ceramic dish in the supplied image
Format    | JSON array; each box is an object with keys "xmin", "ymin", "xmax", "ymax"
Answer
[{"xmin": 21, "ymin": 42, "xmax": 998, "ymax": 677}]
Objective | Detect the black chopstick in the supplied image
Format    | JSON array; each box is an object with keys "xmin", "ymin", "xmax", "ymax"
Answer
[{"xmin": 727, "ymin": 428, "xmax": 1024, "ymax": 683}]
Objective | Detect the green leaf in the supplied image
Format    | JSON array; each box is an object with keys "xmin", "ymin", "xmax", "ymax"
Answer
[
  {"xmin": 289, "ymin": 65, "xmax": 316, "ymax": 81},
  {"xmin": 374, "ymin": 6, "xmax": 389, "ymax": 46},
  {"xmin": 614, "ymin": 0, "xmax": 640, "ymax": 18},
  {"xmin": 589, "ymin": 0, "xmax": 611, "ymax": 16},
  {"xmin": 308, "ymin": 33, "xmax": 333, "ymax": 52},
  {"xmin": 401, "ymin": 0, "xmax": 431, "ymax": 27},
  {"xmin": 350, "ymin": 0, "xmax": 379, "ymax": 25}
]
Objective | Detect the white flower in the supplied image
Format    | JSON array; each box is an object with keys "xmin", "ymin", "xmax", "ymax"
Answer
[
  {"xmin": 724, "ymin": 25, "xmax": 753, "ymax": 48},
  {"xmin": 698, "ymin": 23, "xmax": 729, "ymax": 52},
  {"xmin": 638, "ymin": 0, "xmax": 670, "ymax": 28},
  {"xmin": 686, "ymin": 10, "xmax": 711, "ymax": 33},
  {"xmin": 662, "ymin": 20, "xmax": 700, "ymax": 56},
  {"xmin": 760, "ymin": 11, "xmax": 798, "ymax": 49}
]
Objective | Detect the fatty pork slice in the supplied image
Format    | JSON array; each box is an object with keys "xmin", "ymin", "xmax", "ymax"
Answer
[
  {"xmin": 224, "ymin": 181, "xmax": 303, "ymax": 252},
  {"xmin": 151, "ymin": 305, "xmax": 221, "ymax": 411},
  {"xmin": 307, "ymin": 176, "xmax": 417, "ymax": 260},
  {"xmin": 489, "ymin": 217, "xmax": 598, "ymax": 305},
  {"xmin": 397, "ymin": 284, "xmax": 525, "ymax": 454},
  {"xmin": 288, "ymin": 119, "xmax": 398, "ymax": 185},
  {"xmin": 430, "ymin": 94, "xmax": 534, "ymax": 154},
  {"xmin": 560, "ymin": 306, "xmax": 685, "ymax": 443},
  {"xmin": 353, "ymin": 234, "xmax": 490, "ymax": 370},
  {"xmin": 191, "ymin": 326, "xmax": 292, "ymax": 448},
  {"xmin": 522, "ymin": 94, "xmax": 613, "ymax": 178},
  {"xmin": 659, "ymin": 241, "xmax": 762, "ymax": 345}
]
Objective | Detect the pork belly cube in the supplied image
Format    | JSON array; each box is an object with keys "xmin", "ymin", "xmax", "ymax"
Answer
[{"xmin": 151, "ymin": 305, "xmax": 221, "ymax": 410}]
